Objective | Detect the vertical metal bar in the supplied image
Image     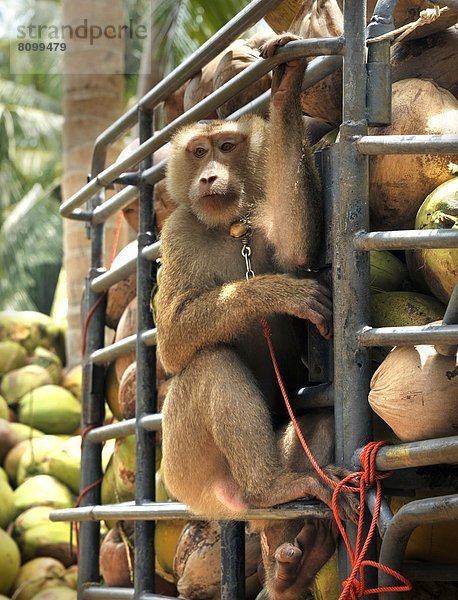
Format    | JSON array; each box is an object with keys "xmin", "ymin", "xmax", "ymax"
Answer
[
  {"xmin": 78, "ymin": 196, "xmax": 106, "ymax": 598},
  {"xmin": 335, "ymin": 0, "xmax": 375, "ymax": 593},
  {"xmin": 134, "ymin": 108, "xmax": 157, "ymax": 598},
  {"xmin": 221, "ymin": 521, "xmax": 245, "ymax": 600}
]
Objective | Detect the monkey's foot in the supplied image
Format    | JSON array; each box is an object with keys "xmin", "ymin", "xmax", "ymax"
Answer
[
  {"xmin": 321, "ymin": 465, "xmax": 360, "ymax": 524},
  {"xmin": 268, "ymin": 520, "xmax": 338, "ymax": 600},
  {"xmin": 259, "ymin": 33, "xmax": 302, "ymax": 61}
]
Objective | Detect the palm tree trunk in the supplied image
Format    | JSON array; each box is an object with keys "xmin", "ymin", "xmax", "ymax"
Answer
[{"xmin": 62, "ymin": 0, "xmax": 128, "ymax": 365}]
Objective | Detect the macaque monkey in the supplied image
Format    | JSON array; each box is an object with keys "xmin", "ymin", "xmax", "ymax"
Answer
[{"xmin": 157, "ymin": 34, "xmax": 356, "ymax": 548}]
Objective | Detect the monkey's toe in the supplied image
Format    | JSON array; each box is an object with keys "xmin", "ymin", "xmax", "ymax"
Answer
[
  {"xmin": 259, "ymin": 33, "xmax": 302, "ymax": 59},
  {"xmin": 275, "ymin": 542, "xmax": 302, "ymax": 565}
]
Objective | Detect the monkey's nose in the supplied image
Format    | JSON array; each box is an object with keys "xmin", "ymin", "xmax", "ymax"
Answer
[{"xmin": 200, "ymin": 174, "xmax": 218, "ymax": 185}]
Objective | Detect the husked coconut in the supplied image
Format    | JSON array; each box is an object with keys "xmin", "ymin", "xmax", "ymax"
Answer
[
  {"xmin": 105, "ymin": 241, "xmax": 137, "ymax": 330},
  {"xmin": 114, "ymin": 298, "xmax": 137, "ymax": 381},
  {"xmin": 369, "ymin": 341, "xmax": 458, "ymax": 442},
  {"xmin": 369, "ymin": 79, "xmax": 458, "ymax": 230}
]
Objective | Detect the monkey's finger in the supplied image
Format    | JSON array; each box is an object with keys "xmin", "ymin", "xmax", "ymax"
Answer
[
  {"xmin": 259, "ymin": 33, "xmax": 302, "ymax": 59},
  {"xmin": 298, "ymin": 305, "xmax": 333, "ymax": 339}
]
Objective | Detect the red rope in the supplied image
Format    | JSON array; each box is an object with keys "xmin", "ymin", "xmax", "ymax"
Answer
[{"xmin": 261, "ymin": 317, "xmax": 412, "ymax": 598}]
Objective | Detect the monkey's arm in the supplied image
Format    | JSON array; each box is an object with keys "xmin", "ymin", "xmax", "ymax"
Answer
[
  {"xmin": 156, "ymin": 257, "xmax": 331, "ymax": 375},
  {"xmin": 256, "ymin": 36, "xmax": 323, "ymax": 271}
]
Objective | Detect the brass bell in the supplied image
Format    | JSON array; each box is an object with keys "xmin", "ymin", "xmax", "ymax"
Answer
[{"xmin": 229, "ymin": 221, "xmax": 250, "ymax": 238}]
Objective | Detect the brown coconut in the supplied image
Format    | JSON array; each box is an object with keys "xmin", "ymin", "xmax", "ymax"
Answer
[
  {"xmin": 114, "ymin": 297, "xmax": 137, "ymax": 381},
  {"xmin": 118, "ymin": 361, "xmax": 136, "ymax": 420},
  {"xmin": 106, "ymin": 241, "xmax": 137, "ymax": 330},
  {"xmin": 174, "ymin": 521, "xmax": 261, "ymax": 600},
  {"xmin": 368, "ymin": 337, "xmax": 458, "ymax": 442},
  {"xmin": 163, "ymin": 83, "xmax": 186, "ymax": 125},
  {"xmin": 213, "ymin": 44, "xmax": 272, "ymax": 119},
  {"xmin": 369, "ymin": 78, "xmax": 458, "ymax": 230},
  {"xmin": 392, "ymin": 26, "xmax": 458, "ymax": 99}
]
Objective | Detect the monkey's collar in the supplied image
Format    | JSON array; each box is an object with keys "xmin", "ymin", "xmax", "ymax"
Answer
[{"xmin": 229, "ymin": 204, "xmax": 254, "ymax": 239}]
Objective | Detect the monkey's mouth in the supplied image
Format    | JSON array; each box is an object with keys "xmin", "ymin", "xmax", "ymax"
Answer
[{"xmin": 200, "ymin": 193, "xmax": 238, "ymax": 209}]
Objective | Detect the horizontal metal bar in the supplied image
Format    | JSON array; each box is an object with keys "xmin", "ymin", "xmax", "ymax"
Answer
[
  {"xmin": 91, "ymin": 242, "xmax": 160, "ymax": 294},
  {"xmin": 355, "ymin": 436, "xmax": 458, "ymax": 472},
  {"xmin": 359, "ymin": 324, "xmax": 458, "ymax": 347},
  {"xmin": 90, "ymin": 0, "xmax": 288, "ymax": 176},
  {"xmin": 50, "ymin": 500, "xmax": 331, "ymax": 523},
  {"xmin": 354, "ymin": 230, "xmax": 458, "ymax": 251},
  {"xmin": 83, "ymin": 589, "xmax": 134, "ymax": 600},
  {"xmin": 60, "ymin": 38, "xmax": 345, "ymax": 218},
  {"xmin": 355, "ymin": 134, "xmax": 458, "ymax": 155},
  {"xmin": 91, "ymin": 186, "xmax": 138, "ymax": 225},
  {"xmin": 90, "ymin": 329, "xmax": 157, "ymax": 365},
  {"xmin": 86, "ymin": 414, "xmax": 162, "ymax": 444},
  {"xmin": 64, "ymin": 209, "xmax": 93, "ymax": 221},
  {"xmin": 403, "ymin": 562, "xmax": 458, "ymax": 582}
]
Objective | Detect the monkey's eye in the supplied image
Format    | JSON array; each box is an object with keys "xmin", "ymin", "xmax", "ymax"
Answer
[
  {"xmin": 194, "ymin": 147, "xmax": 207, "ymax": 158},
  {"xmin": 220, "ymin": 141, "xmax": 235, "ymax": 152}
]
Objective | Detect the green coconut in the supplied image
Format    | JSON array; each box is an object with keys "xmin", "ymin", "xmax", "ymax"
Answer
[
  {"xmin": 12, "ymin": 474, "xmax": 73, "ymax": 517},
  {"xmin": 1, "ymin": 365, "xmax": 52, "ymax": 406},
  {"xmin": 112, "ymin": 435, "xmax": 136, "ymax": 502},
  {"xmin": 11, "ymin": 557, "xmax": 67, "ymax": 600},
  {"xmin": 61, "ymin": 365, "xmax": 82, "ymax": 401},
  {"xmin": 27, "ymin": 348, "xmax": 62, "ymax": 385},
  {"xmin": 16, "ymin": 435, "xmax": 65, "ymax": 485},
  {"xmin": 30, "ymin": 586, "xmax": 77, "ymax": 600},
  {"xmin": 0, "ymin": 467, "xmax": 8, "ymax": 483},
  {"xmin": 0, "ymin": 477, "xmax": 15, "ymax": 529},
  {"xmin": 408, "ymin": 177, "xmax": 458, "ymax": 304},
  {"xmin": 0, "ymin": 528, "xmax": 21, "ymax": 595},
  {"xmin": 17, "ymin": 385, "xmax": 81, "ymax": 435},
  {"xmin": 47, "ymin": 436, "xmax": 81, "ymax": 495},
  {"xmin": 370, "ymin": 251, "xmax": 407, "ymax": 292},
  {"xmin": 0, "ymin": 395, "xmax": 8, "ymax": 420},
  {"xmin": 0, "ymin": 312, "xmax": 60, "ymax": 354},
  {"xmin": 9, "ymin": 422, "xmax": 45, "ymax": 442},
  {"xmin": 370, "ymin": 291, "xmax": 445, "ymax": 328},
  {"xmin": 0, "ymin": 418, "xmax": 22, "ymax": 463},
  {"xmin": 0, "ymin": 341, "xmax": 27, "ymax": 377},
  {"xmin": 12, "ymin": 506, "xmax": 76, "ymax": 567}
]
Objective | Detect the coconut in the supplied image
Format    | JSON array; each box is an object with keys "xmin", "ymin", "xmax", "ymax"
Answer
[
  {"xmin": 370, "ymin": 251, "xmax": 407, "ymax": 292},
  {"xmin": 61, "ymin": 365, "xmax": 82, "ymax": 401},
  {"xmin": 114, "ymin": 298, "xmax": 137, "ymax": 381},
  {"xmin": 0, "ymin": 467, "xmax": 7, "ymax": 482},
  {"xmin": 0, "ymin": 395, "xmax": 8, "ymax": 420},
  {"xmin": 12, "ymin": 506, "xmax": 76, "ymax": 566},
  {"xmin": 6, "ymin": 434, "xmax": 62, "ymax": 486},
  {"xmin": 100, "ymin": 522, "xmax": 133, "ymax": 587},
  {"xmin": 11, "ymin": 557, "xmax": 67, "ymax": 600},
  {"xmin": 63, "ymin": 565, "xmax": 77, "ymax": 590},
  {"xmin": 371, "ymin": 291, "xmax": 445, "ymax": 328},
  {"xmin": 0, "ymin": 341, "xmax": 27, "ymax": 376},
  {"xmin": 118, "ymin": 361, "xmax": 136, "ymax": 419},
  {"xmin": 174, "ymin": 521, "xmax": 261, "ymax": 599},
  {"xmin": 46, "ymin": 436, "xmax": 81, "ymax": 494},
  {"xmin": 29, "ymin": 586, "xmax": 76, "ymax": 600},
  {"xmin": 1, "ymin": 365, "xmax": 52, "ymax": 406},
  {"xmin": 0, "ymin": 528, "xmax": 21, "ymax": 595},
  {"xmin": 0, "ymin": 418, "xmax": 22, "ymax": 462},
  {"xmin": 369, "ymin": 79, "xmax": 458, "ymax": 230},
  {"xmin": 408, "ymin": 177, "xmax": 457, "ymax": 304},
  {"xmin": 369, "ymin": 342, "xmax": 458, "ymax": 441},
  {"xmin": 17, "ymin": 385, "xmax": 81, "ymax": 435},
  {"xmin": 9, "ymin": 422, "xmax": 45, "ymax": 442},
  {"xmin": 164, "ymin": 83, "xmax": 186, "ymax": 125},
  {"xmin": 105, "ymin": 361, "xmax": 122, "ymax": 421},
  {"xmin": 213, "ymin": 44, "xmax": 271, "ymax": 119},
  {"xmin": 155, "ymin": 520, "xmax": 187, "ymax": 579},
  {"xmin": 0, "ymin": 477, "xmax": 15, "ymax": 529},
  {"xmin": 112, "ymin": 435, "xmax": 136, "ymax": 501},
  {"xmin": 27, "ymin": 347, "xmax": 62, "ymax": 384},
  {"xmin": 0, "ymin": 311, "xmax": 60, "ymax": 354},
  {"xmin": 13, "ymin": 474, "xmax": 73, "ymax": 517},
  {"xmin": 106, "ymin": 242, "xmax": 138, "ymax": 330}
]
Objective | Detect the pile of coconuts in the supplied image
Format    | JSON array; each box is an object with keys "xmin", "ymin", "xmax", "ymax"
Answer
[{"xmin": 102, "ymin": 1, "xmax": 457, "ymax": 597}]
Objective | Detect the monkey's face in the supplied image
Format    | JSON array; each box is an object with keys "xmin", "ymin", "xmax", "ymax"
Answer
[{"xmin": 166, "ymin": 117, "xmax": 267, "ymax": 228}]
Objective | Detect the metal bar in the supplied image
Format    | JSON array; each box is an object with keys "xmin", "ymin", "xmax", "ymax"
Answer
[
  {"xmin": 50, "ymin": 500, "xmax": 332, "ymax": 523},
  {"xmin": 355, "ymin": 134, "xmax": 458, "ymax": 154},
  {"xmin": 221, "ymin": 522, "xmax": 245, "ymax": 600},
  {"xmin": 355, "ymin": 436, "xmax": 458, "ymax": 471},
  {"xmin": 83, "ymin": 589, "xmax": 134, "ymax": 600},
  {"xmin": 134, "ymin": 108, "xmax": 157, "ymax": 599},
  {"xmin": 403, "ymin": 562, "xmax": 458, "ymax": 582},
  {"xmin": 379, "ymin": 494, "xmax": 458, "ymax": 599},
  {"xmin": 60, "ymin": 38, "xmax": 345, "ymax": 217},
  {"xmin": 359, "ymin": 324, "xmax": 458, "ymax": 346},
  {"xmin": 89, "ymin": 0, "xmax": 288, "ymax": 176},
  {"xmin": 91, "ymin": 242, "xmax": 160, "ymax": 294},
  {"xmin": 92, "ymin": 186, "xmax": 138, "ymax": 225},
  {"xmin": 366, "ymin": 0, "xmax": 396, "ymax": 126},
  {"xmin": 85, "ymin": 414, "xmax": 162, "ymax": 444},
  {"xmin": 65, "ymin": 209, "xmax": 93, "ymax": 221},
  {"xmin": 436, "ymin": 282, "xmax": 458, "ymax": 357},
  {"xmin": 335, "ymin": 0, "xmax": 373, "ymax": 589},
  {"xmin": 354, "ymin": 229, "xmax": 458, "ymax": 251},
  {"xmin": 91, "ymin": 335, "xmax": 136, "ymax": 364}
]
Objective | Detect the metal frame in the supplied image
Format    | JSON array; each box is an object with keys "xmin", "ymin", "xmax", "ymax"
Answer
[{"xmin": 53, "ymin": 0, "xmax": 458, "ymax": 598}]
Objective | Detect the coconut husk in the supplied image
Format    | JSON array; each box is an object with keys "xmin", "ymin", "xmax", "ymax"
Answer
[
  {"xmin": 163, "ymin": 83, "xmax": 186, "ymax": 125},
  {"xmin": 118, "ymin": 361, "xmax": 136, "ymax": 420},
  {"xmin": 213, "ymin": 44, "xmax": 272, "ymax": 119},
  {"xmin": 369, "ymin": 338, "xmax": 458, "ymax": 442},
  {"xmin": 369, "ymin": 78, "xmax": 458, "ymax": 230},
  {"xmin": 114, "ymin": 297, "xmax": 137, "ymax": 381},
  {"xmin": 106, "ymin": 242, "xmax": 138, "ymax": 330},
  {"xmin": 392, "ymin": 25, "xmax": 458, "ymax": 99}
]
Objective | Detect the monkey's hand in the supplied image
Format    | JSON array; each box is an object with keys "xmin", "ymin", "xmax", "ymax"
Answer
[
  {"xmin": 259, "ymin": 33, "xmax": 305, "ymax": 108},
  {"xmin": 285, "ymin": 279, "xmax": 333, "ymax": 340},
  {"xmin": 268, "ymin": 520, "xmax": 338, "ymax": 600}
]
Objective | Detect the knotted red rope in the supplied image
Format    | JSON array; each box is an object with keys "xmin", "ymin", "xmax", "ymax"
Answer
[{"xmin": 261, "ymin": 317, "xmax": 412, "ymax": 598}]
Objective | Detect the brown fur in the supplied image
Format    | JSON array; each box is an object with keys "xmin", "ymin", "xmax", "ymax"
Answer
[{"xmin": 157, "ymin": 34, "xmax": 356, "ymax": 598}]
